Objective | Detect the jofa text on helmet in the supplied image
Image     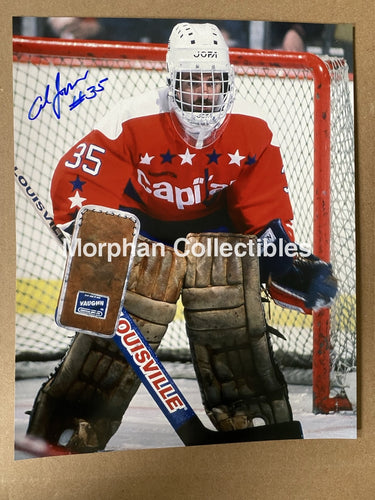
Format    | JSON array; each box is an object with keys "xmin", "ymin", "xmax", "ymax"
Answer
[{"xmin": 193, "ymin": 51, "xmax": 218, "ymax": 58}]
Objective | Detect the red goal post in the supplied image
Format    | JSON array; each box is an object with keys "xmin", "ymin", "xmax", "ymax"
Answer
[{"xmin": 13, "ymin": 36, "xmax": 356, "ymax": 414}]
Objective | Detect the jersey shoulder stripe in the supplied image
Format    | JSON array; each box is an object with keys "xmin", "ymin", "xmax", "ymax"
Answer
[
  {"xmin": 232, "ymin": 96, "xmax": 280, "ymax": 147},
  {"xmin": 95, "ymin": 87, "xmax": 170, "ymax": 140}
]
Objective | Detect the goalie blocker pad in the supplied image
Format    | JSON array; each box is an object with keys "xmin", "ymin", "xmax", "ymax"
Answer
[{"xmin": 56, "ymin": 205, "xmax": 139, "ymax": 337}]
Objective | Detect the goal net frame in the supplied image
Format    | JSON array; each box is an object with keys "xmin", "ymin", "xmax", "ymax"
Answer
[{"xmin": 13, "ymin": 36, "xmax": 356, "ymax": 414}]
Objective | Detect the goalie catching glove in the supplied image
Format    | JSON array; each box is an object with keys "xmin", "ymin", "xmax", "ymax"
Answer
[
  {"xmin": 257, "ymin": 219, "xmax": 338, "ymax": 314},
  {"xmin": 269, "ymin": 255, "xmax": 338, "ymax": 314}
]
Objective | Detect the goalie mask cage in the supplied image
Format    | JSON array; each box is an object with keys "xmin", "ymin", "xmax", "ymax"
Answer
[{"xmin": 13, "ymin": 36, "xmax": 356, "ymax": 414}]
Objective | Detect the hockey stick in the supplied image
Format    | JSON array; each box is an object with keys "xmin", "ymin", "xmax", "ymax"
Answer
[
  {"xmin": 15, "ymin": 165, "xmax": 303, "ymax": 446},
  {"xmin": 14, "ymin": 166, "xmax": 65, "ymax": 246}
]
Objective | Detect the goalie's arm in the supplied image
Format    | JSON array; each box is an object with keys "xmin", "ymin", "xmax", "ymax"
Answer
[
  {"xmin": 51, "ymin": 128, "xmax": 130, "ymax": 226},
  {"xmin": 226, "ymin": 127, "xmax": 295, "ymax": 242}
]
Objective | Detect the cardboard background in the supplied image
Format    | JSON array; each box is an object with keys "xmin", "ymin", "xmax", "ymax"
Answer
[{"xmin": 1, "ymin": 1, "xmax": 374, "ymax": 498}]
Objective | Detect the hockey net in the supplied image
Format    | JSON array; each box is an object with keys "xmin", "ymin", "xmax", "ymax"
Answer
[{"xmin": 13, "ymin": 37, "xmax": 356, "ymax": 413}]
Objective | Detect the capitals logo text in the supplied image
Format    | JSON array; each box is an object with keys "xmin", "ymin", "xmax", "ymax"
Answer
[{"xmin": 137, "ymin": 168, "xmax": 234, "ymax": 210}]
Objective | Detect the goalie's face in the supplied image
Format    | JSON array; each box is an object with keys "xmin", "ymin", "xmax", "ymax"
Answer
[
  {"xmin": 168, "ymin": 68, "xmax": 234, "ymax": 148},
  {"xmin": 176, "ymin": 72, "xmax": 226, "ymax": 114}
]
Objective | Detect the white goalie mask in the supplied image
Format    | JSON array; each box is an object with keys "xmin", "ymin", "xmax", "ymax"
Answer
[{"xmin": 166, "ymin": 23, "xmax": 235, "ymax": 149}]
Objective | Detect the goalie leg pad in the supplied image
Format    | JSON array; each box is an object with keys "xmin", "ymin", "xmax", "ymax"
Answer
[
  {"xmin": 182, "ymin": 233, "xmax": 293, "ymax": 432},
  {"xmin": 27, "ymin": 236, "xmax": 186, "ymax": 452}
]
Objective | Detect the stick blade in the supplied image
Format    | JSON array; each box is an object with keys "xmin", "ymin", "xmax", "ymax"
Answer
[{"xmin": 177, "ymin": 417, "xmax": 303, "ymax": 446}]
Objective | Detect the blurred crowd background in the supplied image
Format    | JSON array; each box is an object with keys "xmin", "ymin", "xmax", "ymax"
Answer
[{"xmin": 13, "ymin": 17, "xmax": 354, "ymax": 72}]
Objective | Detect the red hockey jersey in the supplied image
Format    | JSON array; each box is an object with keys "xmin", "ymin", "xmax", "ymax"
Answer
[{"xmin": 51, "ymin": 87, "xmax": 294, "ymax": 245}]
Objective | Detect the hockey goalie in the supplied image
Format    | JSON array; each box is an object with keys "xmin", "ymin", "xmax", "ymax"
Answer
[{"xmin": 26, "ymin": 22, "xmax": 337, "ymax": 452}]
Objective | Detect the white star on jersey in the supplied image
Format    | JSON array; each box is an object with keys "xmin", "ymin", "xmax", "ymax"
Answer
[
  {"xmin": 140, "ymin": 153, "xmax": 155, "ymax": 165},
  {"xmin": 228, "ymin": 149, "xmax": 246, "ymax": 166},
  {"xmin": 68, "ymin": 191, "xmax": 87, "ymax": 209},
  {"xmin": 178, "ymin": 148, "xmax": 196, "ymax": 165}
]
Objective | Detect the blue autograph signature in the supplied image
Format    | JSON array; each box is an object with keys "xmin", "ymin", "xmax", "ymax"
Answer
[{"xmin": 28, "ymin": 70, "xmax": 109, "ymax": 120}]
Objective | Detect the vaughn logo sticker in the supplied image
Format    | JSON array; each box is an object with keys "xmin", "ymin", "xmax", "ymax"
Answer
[{"xmin": 75, "ymin": 291, "xmax": 109, "ymax": 319}]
